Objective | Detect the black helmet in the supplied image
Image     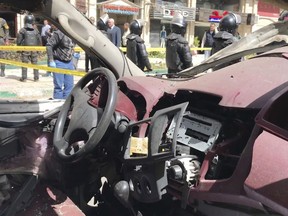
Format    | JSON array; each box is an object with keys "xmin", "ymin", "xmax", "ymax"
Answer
[
  {"xmin": 279, "ymin": 10, "xmax": 288, "ymax": 21},
  {"xmin": 219, "ymin": 13, "xmax": 241, "ymax": 34},
  {"xmin": 170, "ymin": 13, "xmax": 187, "ymax": 36},
  {"xmin": 97, "ymin": 13, "xmax": 109, "ymax": 31},
  {"xmin": 129, "ymin": 19, "xmax": 144, "ymax": 36},
  {"xmin": 24, "ymin": 14, "xmax": 35, "ymax": 29}
]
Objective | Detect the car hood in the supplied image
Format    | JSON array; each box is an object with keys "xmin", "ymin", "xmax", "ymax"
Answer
[{"xmin": 0, "ymin": 0, "xmax": 145, "ymax": 79}]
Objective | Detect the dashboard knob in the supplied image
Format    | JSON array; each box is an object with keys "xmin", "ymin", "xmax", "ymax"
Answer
[{"xmin": 168, "ymin": 165, "xmax": 183, "ymax": 180}]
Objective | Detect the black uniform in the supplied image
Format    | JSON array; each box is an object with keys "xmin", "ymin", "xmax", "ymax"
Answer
[
  {"xmin": 17, "ymin": 25, "xmax": 42, "ymax": 81},
  {"xmin": 165, "ymin": 32, "xmax": 192, "ymax": 74},
  {"xmin": 211, "ymin": 31, "xmax": 239, "ymax": 55},
  {"xmin": 211, "ymin": 31, "xmax": 240, "ymax": 70},
  {"xmin": 126, "ymin": 33, "xmax": 152, "ymax": 71}
]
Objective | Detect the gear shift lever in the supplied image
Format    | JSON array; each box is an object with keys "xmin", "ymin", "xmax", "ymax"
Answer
[{"xmin": 114, "ymin": 180, "xmax": 142, "ymax": 216}]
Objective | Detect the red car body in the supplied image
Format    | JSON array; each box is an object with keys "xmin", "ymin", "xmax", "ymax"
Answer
[{"xmin": 1, "ymin": 0, "xmax": 288, "ymax": 216}]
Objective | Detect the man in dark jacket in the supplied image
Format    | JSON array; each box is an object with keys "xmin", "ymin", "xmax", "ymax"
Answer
[
  {"xmin": 166, "ymin": 13, "xmax": 192, "ymax": 75},
  {"xmin": 126, "ymin": 19, "xmax": 152, "ymax": 72},
  {"xmin": 201, "ymin": 23, "xmax": 216, "ymax": 60},
  {"xmin": 17, "ymin": 14, "xmax": 42, "ymax": 82},
  {"xmin": 46, "ymin": 27, "xmax": 75, "ymax": 99},
  {"xmin": 107, "ymin": 18, "xmax": 121, "ymax": 48}
]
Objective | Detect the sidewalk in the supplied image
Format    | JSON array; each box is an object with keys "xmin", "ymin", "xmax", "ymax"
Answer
[{"xmin": 0, "ymin": 55, "xmax": 205, "ymax": 100}]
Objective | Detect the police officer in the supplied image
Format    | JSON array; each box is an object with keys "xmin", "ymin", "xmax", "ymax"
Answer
[
  {"xmin": 17, "ymin": 14, "xmax": 42, "ymax": 82},
  {"xmin": 165, "ymin": 13, "xmax": 192, "ymax": 75},
  {"xmin": 0, "ymin": 17, "xmax": 9, "ymax": 77},
  {"xmin": 210, "ymin": 13, "xmax": 241, "ymax": 70},
  {"xmin": 126, "ymin": 19, "xmax": 152, "ymax": 72},
  {"xmin": 211, "ymin": 13, "xmax": 241, "ymax": 55}
]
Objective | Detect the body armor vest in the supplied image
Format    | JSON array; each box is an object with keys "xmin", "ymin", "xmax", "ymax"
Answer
[
  {"xmin": 126, "ymin": 35, "xmax": 138, "ymax": 65},
  {"xmin": 23, "ymin": 29, "xmax": 38, "ymax": 46},
  {"xmin": 166, "ymin": 37, "xmax": 180, "ymax": 71}
]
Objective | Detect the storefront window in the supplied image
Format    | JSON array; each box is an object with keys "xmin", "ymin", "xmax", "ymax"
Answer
[
  {"xmin": 197, "ymin": 0, "xmax": 240, "ymax": 11},
  {"xmin": 164, "ymin": 0, "xmax": 188, "ymax": 6}
]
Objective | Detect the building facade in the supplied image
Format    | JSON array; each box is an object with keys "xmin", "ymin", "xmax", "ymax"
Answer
[{"xmin": 0, "ymin": 0, "xmax": 281, "ymax": 47}]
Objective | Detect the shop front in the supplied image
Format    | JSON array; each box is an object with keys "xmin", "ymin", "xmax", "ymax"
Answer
[
  {"xmin": 97, "ymin": 0, "xmax": 141, "ymax": 36},
  {"xmin": 195, "ymin": 0, "xmax": 257, "ymax": 48},
  {"xmin": 150, "ymin": 0, "xmax": 196, "ymax": 47}
]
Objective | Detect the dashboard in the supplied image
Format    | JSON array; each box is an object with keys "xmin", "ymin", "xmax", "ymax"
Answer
[{"xmin": 167, "ymin": 112, "xmax": 222, "ymax": 153}]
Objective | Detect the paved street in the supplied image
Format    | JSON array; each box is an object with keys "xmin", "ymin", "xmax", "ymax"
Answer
[
  {"xmin": 0, "ymin": 54, "xmax": 204, "ymax": 100},
  {"xmin": 0, "ymin": 67, "xmax": 82, "ymax": 100}
]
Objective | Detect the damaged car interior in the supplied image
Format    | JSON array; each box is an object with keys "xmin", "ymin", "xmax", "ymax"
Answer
[{"xmin": 1, "ymin": 0, "xmax": 288, "ymax": 215}]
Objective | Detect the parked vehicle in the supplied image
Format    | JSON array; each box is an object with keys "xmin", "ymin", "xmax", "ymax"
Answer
[{"xmin": 0, "ymin": 0, "xmax": 288, "ymax": 215}]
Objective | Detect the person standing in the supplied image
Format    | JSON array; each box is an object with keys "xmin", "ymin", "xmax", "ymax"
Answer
[
  {"xmin": 201, "ymin": 23, "xmax": 216, "ymax": 60},
  {"xmin": 107, "ymin": 18, "xmax": 121, "ymax": 48},
  {"xmin": 46, "ymin": 27, "xmax": 75, "ymax": 99},
  {"xmin": 122, "ymin": 22, "xmax": 130, "ymax": 48},
  {"xmin": 0, "ymin": 17, "xmax": 9, "ymax": 77},
  {"xmin": 97, "ymin": 14, "xmax": 109, "ymax": 37},
  {"xmin": 85, "ymin": 14, "xmax": 109, "ymax": 72},
  {"xmin": 211, "ymin": 13, "xmax": 241, "ymax": 70},
  {"xmin": 126, "ymin": 19, "xmax": 152, "ymax": 72},
  {"xmin": 17, "ymin": 14, "xmax": 42, "ymax": 82},
  {"xmin": 165, "ymin": 13, "xmax": 192, "ymax": 75},
  {"xmin": 41, "ymin": 19, "xmax": 51, "ymax": 46},
  {"xmin": 159, "ymin": 26, "xmax": 167, "ymax": 48},
  {"xmin": 85, "ymin": 16, "xmax": 96, "ymax": 72}
]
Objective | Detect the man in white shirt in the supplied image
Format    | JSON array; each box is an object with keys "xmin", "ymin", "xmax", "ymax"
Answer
[{"xmin": 41, "ymin": 19, "xmax": 51, "ymax": 46}]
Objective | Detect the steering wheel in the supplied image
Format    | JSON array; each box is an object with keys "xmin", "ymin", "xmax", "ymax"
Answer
[{"xmin": 53, "ymin": 67, "xmax": 118, "ymax": 162}]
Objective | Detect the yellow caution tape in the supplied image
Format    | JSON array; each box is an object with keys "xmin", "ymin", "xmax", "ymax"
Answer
[
  {"xmin": 0, "ymin": 46, "xmax": 83, "ymax": 52},
  {"xmin": 0, "ymin": 58, "xmax": 86, "ymax": 77},
  {"xmin": 0, "ymin": 46, "xmax": 211, "ymax": 52},
  {"xmin": 120, "ymin": 47, "xmax": 211, "ymax": 52},
  {"xmin": 0, "ymin": 45, "xmax": 211, "ymax": 76}
]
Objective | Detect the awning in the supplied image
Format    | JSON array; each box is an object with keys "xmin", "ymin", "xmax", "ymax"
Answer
[{"xmin": 97, "ymin": 0, "xmax": 141, "ymax": 15}]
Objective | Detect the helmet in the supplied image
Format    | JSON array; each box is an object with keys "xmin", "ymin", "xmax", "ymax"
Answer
[
  {"xmin": 24, "ymin": 14, "xmax": 35, "ymax": 29},
  {"xmin": 97, "ymin": 13, "xmax": 109, "ymax": 31},
  {"xmin": 170, "ymin": 13, "xmax": 187, "ymax": 36},
  {"xmin": 129, "ymin": 19, "xmax": 145, "ymax": 36},
  {"xmin": 279, "ymin": 10, "xmax": 288, "ymax": 21},
  {"xmin": 219, "ymin": 13, "xmax": 241, "ymax": 34},
  {"xmin": 171, "ymin": 13, "xmax": 187, "ymax": 28}
]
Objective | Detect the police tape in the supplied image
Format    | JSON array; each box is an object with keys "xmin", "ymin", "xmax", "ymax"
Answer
[
  {"xmin": 0, "ymin": 46, "xmax": 83, "ymax": 52},
  {"xmin": 0, "ymin": 45, "xmax": 211, "ymax": 76},
  {"xmin": 0, "ymin": 46, "xmax": 211, "ymax": 52},
  {"xmin": 0, "ymin": 58, "xmax": 86, "ymax": 77}
]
